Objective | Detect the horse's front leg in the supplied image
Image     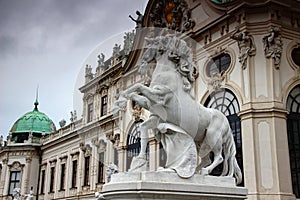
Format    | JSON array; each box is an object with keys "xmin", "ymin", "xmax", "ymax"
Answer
[
  {"xmin": 122, "ymin": 83, "xmax": 145, "ymax": 98},
  {"xmin": 113, "ymin": 83, "xmax": 147, "ymax": 114}
]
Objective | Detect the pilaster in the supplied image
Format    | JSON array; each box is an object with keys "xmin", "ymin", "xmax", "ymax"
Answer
[
  {"xmin": 24, "ymin": 156, "xmax": 32, "ymax": 193},
  {"xmin": 239, "ymin": 108, "xmax": 294, "ymax": 200},
  {"xmin": 0, "ymin": 157, "xmax": 8, "ymax": 195}
]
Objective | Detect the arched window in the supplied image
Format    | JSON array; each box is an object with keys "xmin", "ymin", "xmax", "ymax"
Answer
[
  {"xmin": 204, "ymin": 89, "xmax": 243, "ymax": 185},
  {"xmin": 287, "ymin": 84, "xmax": 300, "ymax": 198},
  {"xmin": 126, "ymin": 120, "xmax": 149, "ymax": 170}
]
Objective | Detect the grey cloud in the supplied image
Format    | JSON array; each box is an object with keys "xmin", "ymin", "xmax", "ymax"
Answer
[{"xmin": 0, "ymin": 0, "xmax": 148, "ymax": 136}]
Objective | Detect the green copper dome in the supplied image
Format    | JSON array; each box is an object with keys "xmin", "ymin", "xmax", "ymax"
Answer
[{"xmin": 10, "ymin": 100, "xmax": 56, "ymax": 135}]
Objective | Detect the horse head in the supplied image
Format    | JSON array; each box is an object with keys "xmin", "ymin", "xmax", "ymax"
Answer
[{"xmin": 138, "ymin": 35, "xmax": 197, "ymax": 93}]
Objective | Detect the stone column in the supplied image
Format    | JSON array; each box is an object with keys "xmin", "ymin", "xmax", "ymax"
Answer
[
  {"xmin": 240, "ymin": 109, "xmax": 294, "ymax": 200},
  {"xmin": 118, "ymin": 146, "xmax": 127, "ymax": 172},
  {"xmin": 3, "ymin": 164, "xmax": 10, "ymax": 198},
  {"xmin": 90, "ymin": 143, "xmax": 97, "ymax": 191},
  {"xmin": 23, "ymin": 156, "xmax": 32, "ymax": 193},
  {"xmin": 148, "ymin": 137, "xmax": 157, "ymax": 171},
  {"xmin": 0, "ymin": 158, "xmax": 8, "ymax": 196},
  {"xmin": 77, "ymin": 148, "xmax": 84, "ymax": 194}
]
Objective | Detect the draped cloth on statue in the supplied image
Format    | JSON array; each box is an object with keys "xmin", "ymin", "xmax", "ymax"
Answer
[{"xmin": 156, "ymin": 122, "xmax": 197, "ymax": 178}]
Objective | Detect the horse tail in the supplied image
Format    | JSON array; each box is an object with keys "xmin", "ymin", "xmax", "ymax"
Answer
[{"xmin": 222, "ymin": 128, "xmax": 242, "ymax": 185}]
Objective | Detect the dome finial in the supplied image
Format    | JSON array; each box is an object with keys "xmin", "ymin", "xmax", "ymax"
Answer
[{"xmin": 34, "ymin": 85, "xmax": 39, "ymax": 111}]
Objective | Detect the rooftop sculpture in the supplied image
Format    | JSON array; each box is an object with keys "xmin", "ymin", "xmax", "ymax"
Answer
[{"xmin": 114, "ymin": 34, "xmax": 242, "ymax": 184}]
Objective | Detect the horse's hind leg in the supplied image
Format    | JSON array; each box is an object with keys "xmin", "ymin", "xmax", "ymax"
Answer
[
  {"xmin": 138, "ymin": 115, "xmax": 159, "ymax": 159},
  {"xmin": 200, "ymin": 138, "xmax": 223, "ymax": 175},
  {"xmin": 197, "ymin": 154, "xmax": 211, "ymax": 173}
]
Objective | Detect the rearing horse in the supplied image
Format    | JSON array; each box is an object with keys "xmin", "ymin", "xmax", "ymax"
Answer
[{"xmin": 114, "ymin": 35, "xmax": 242, "ymax": 184}]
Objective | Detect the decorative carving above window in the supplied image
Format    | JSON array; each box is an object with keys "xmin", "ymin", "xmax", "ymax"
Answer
[
  {"xmin": 49, "ymin": 159, "xmax": 57, "ymax": 167},
  {"xmin": 208, "ymin": 73, "xmax": 225, "ymax": 92},
  {"xmin": 132, "ymin": 101, "xmax": 142, "ymax": 121},
  {"xmin": 263, "ymin": 27, "xmax": 283, "ymax": 69},
  {"xmin": 80, "ymin": 143, "xmax": 92, "ymax": 156},
  {"xmin": 9, "ymin": 161, "xmax": 24, "ymax": 171},
  {"xmin": 231, "ymin": 29, "xmax": 256, "ymax": 70},
  {"xmin": 92, "ymin": 139, "xmax": 107, "ymax": 153},
  {"xmin": 150, "ymin": 0, "xmax": 195, "ymax": 32},
  {"xmin": 2, "ymin": 158, "xmax": 8, "ymax": 164}
]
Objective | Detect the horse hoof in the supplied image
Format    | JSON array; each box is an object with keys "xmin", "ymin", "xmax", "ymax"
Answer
[
  {"xmin": 200, "ymin": 168, "xmax": 209, "ymax": 175},
  {"xmin": 157, "ymin": 167, "xmax": 175, "ymax": 173}
]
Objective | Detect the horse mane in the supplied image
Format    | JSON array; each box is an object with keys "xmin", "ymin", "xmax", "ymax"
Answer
[{"xmin": 138, "ymin": 35, "xmax": 196, "ymax": 97}]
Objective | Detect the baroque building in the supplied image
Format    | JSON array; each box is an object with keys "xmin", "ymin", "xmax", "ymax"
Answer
[{"xmin": 1, "ymin": 0, "xmax": 300, "ymax": 199}]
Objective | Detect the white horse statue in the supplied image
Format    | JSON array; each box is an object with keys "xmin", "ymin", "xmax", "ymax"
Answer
[{"xmin": 114, "ymin": 35, "xmax": 242, "ymax": 184}]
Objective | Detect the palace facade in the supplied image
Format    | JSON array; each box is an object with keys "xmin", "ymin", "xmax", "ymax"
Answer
[{"xmin": 1, "ymin": 0, "xmax": 300, "ymax": 199}]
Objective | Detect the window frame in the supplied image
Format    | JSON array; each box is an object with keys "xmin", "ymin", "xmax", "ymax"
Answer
[
  {"xmin": 8, "ymin": 171, "xmax": 21, "ymax": 196},
  {"xmin": 83, "ymin": 156, "xmax": 90, "ymax": 186},
  {"xmin": 40, "ymin": 169, "xmax": 45, "ymax": 194},
  {"xmin": 291, "ymin": 47, "xmax": 300, "ymax": 67},
  {"xmin": 87, "ymin": 102, "xmax": 93, "ymax": 123},
  {"xmin": 101, "ymin": 95, "xmax": 108, "ymax": 116},
  {"xmin": 49, "ymin": 166, "xmax": 55, "ymax": 193},
  {"xmin": 71, "ymin": 160, "xmax": 78, "ymax": 188},
  {"xmin": 98, "ymin": 152, "xmax": 105, "ymax": 184},
  {"xmin": 126, "ymin": 120, "xmax": 149, "ymax": 170},
  {"xmin": 60, "ymin": 163, "xmax": 66, "ymax": 191},
  {"xmin": 206, "ymin": 53, "xmax": 231, "ymax": 77},
  {"xmin": 286, "ymin": 84, "xmax": 300, "ymax": 198}
]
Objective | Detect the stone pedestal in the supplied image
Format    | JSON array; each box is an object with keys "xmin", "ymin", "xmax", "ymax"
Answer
[{"xmin": 102, "ymin": 171, "xmax": 248, "ymax": 200}]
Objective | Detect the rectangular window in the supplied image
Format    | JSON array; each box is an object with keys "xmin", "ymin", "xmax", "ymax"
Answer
[
  {"xmin": 98, "ymin": 153, "xmax": 104, "ymax": 183},
  {"xmin": 101, "ymin": 95, "xmax": 108, "ymax": 116},
  {"xmin": 84, "ymin": 156, "xmax": 90, "ymax": 186},
  {"xmin": 49, "ymin": 167, "xmax": 55, "ymax": 193},
  {"xmin": 60, "ymin": 164, "xmax": 65, "ymax": 190},
  {"xmin": 71, "ymin": 160, "xmax": 77, "ymax": 188},
  {"xmin": 40, "ymin": 170, "xmax": 45, "ymax": 194},
  {"xmin": 87, "ymin": 103, "xmax": 93, "ymax": 123},
  {"xmin": 9, "ymin": 171, "xmax": 21, "ymax": 195}
]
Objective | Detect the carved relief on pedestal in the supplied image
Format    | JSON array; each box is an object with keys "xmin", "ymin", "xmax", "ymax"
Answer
[
  {"xmin": 263, "ymin": 27, "xmax": 283, "ymax": 69},
  {"xmin": 231, "ymin": 29, "xmax": 256, "ymax": 69}
]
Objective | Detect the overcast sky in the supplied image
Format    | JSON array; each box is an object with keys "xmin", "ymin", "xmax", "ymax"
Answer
[{"xmin": 0, "ymin": 0, "xmax": 148, "ymax": 138}]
